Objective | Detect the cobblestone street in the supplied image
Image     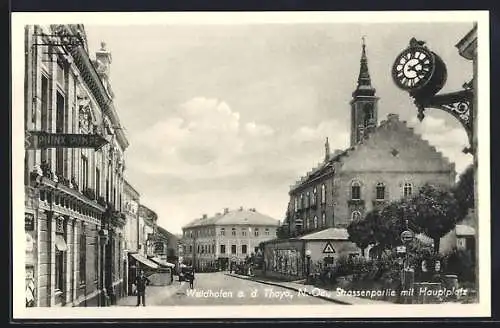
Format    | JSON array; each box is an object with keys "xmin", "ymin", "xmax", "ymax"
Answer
[{"xmin": 116, "ymin": 272, "xmax": 334, "ymax": 306}]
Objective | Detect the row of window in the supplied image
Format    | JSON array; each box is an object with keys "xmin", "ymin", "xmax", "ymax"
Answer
[
  {"xmin": 294, "ymin": 182, "xmax": 414, "ymax": 211},
  {"xmin": 294, "ymin": 185, "xmax": 327, "ymax": 212},
  {"xmin": 37, "ymin": 56, "xmax": 123, "ymax": 211},
  {"xmin": 350, "ymin": 181, "xmax": 413, "ymax": 201},
  {"xmin": 185, "ymin": 227, "xmax": 272, "ymax": 238},
  {"xmin": 186, "ymin": 244, "xmax": 249, "ymax": 255},
  {"xmin": 300, "ymin": 212, "xmax": 328, "ymax": 230}
]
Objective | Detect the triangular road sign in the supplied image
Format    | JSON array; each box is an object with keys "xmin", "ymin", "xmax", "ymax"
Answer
[{"xmin": 322, "ymin": 241, "xmax": 336, "ymax": 254}]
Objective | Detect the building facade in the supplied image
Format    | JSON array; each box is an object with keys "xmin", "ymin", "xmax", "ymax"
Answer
[
  {"xmin": 138, "ymin": 204, "xmax": 158, "ymax": 257},
  {"xmin": 182, "ymin": 208, "xmax": 280, "ymax": 271},
  {"xmin": 24, "ymin": 24, "xmax": 128, "ymax": 307},
  {"xmin": 121, "ymin": 179, "xmax": 140, "ymax": 295},
  {"xmin": 274, "ymin": 40, "xmax": 456, "ymax": 269}
]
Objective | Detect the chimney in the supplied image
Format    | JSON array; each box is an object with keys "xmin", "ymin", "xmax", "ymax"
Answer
[
  {"xmin": 223, "ymin": 208, "xmax": 229, "ymax": 214},
  {"xmin": 202, "ymin": 214, "xmax": 207, "ymax": 219},
  {"xmin": 216, "ymin": 212, "xmax": 221, "ymax": 216},
  {"xmin": 239, "ymin": 206, "xmax": 243, "ymax": 211}
]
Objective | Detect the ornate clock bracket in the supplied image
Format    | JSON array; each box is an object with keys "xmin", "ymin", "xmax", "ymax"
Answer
[{"xmin": 412, "ymin": 85, "xmax": 474, "ymax": 154}]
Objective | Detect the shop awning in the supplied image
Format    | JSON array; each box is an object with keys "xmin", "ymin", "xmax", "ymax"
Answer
[
  {"xmin": 55, "ymin": 235, "xmax": 68, "ymax": 251},
  {"xmin": 150, "ymin": 257, "xmax": 176, "ymax": 268},
  {"xmin": 130, "ymin": 253, "xmax": 160, "ymax": 269}
]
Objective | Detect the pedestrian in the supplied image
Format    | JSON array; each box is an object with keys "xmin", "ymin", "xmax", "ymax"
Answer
[
  {"xmin": 188, "ymin": 269, "xmax": 195, "ymax": 289},
  {"xmin": 134, "ymin": 270, "xmax": 151, "ymax": 307}
]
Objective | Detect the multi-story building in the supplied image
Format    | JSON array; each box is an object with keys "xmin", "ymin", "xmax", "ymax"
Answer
[
  {"xmin": 263, "ymin": 40, "xmax": 456, "ymax": 280},
  {"xmin": 24, "ymin": 24, "xmax": 128, "ymax": 307},
  {"xmin": 122, "ymin": 179, "xmax": 140, "ymax": 295},
  {"xmin": 156, "ymin": 226, "xmax": 180, "ymax": 264},
  {"xmin": 182, "ymin": 208, "xmax": 280, "ymax": 271},
  {"xmin": 138, "ymin": 204, "xmax": 157, "ymax": 257},
  {"xmin": 283, "ymin": 40, "xmax": 455, "ymax": 241}
]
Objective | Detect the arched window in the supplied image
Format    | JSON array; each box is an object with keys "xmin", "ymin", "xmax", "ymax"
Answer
[
  {"xmin": 294, "ymin": 197, "xmax": 298, "ymax": 212},
  {"xmin": 351, "ymin": 181, "xmax": 361, "ymax": 200},
  {"xmin": 313, "ymin": 187, "xmax": 317, "ymax": 205},
  {"xmin": 403, "ymin": 183, "xmax": 413, "ymax": 197},
  {"xmin": 300, "ymin": 194, "xmax": 304, "ymax": 209},
  {"xmin": 313, "ymin": 216, "xmax": 318, "ymax": 229},
  {"xmin": 322, "ymin": 212, "xmax": 326, "ymax": 226},
  {"xmin": 321, "ymin": 184, "xmax": 326, "ymax": 204},
  {"xmin": 306, "ymin": 192, "xmax": 310, "ymax": 207},
  {"xmin": 351, "ymin": 210, "xmax": 362, "ymax": 221},
  {"xmin": 305, "ymin": 217, "xmax": 309, "ymax": 229},
  {"xmin": 376, "ymin": 182, "xmax": 385, "ymax": 200}
]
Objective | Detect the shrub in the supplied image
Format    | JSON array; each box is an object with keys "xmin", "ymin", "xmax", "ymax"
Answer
[{"xmin": 442, "ymin": 248, "xmax": 475, "ymax": 283}]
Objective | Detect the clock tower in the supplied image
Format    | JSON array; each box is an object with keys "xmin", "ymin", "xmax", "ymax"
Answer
[{"xmin": 350, "ymin": 37, "xmax": 379, "ymax": 147}]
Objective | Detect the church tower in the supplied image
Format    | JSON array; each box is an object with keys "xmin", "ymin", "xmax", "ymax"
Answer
[{"xmin": 350, "ymin": 37, "xmax": 379, "ymax": 147}]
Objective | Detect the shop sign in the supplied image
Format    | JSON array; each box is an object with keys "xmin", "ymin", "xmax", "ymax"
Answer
[
  {"xmin": 25, "ymin": 213, "xmax": 34, "ymax": 231},
  {"xmin": 25, "ymin": 131, "xmax": 108, "ymax": 150}
]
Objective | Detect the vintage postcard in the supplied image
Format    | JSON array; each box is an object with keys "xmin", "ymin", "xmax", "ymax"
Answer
[{"xmin": 11, "ymin": 11, "xmax": 491, "ymax": 319}]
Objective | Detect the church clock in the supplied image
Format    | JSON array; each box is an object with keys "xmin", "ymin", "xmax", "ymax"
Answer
[{"xmin": 391, "ymin": 38, "xmax": 447, "ymax": 101}]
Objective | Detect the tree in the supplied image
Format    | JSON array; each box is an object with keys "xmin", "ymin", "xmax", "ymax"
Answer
[
  {"xmin": 347, "ymin": 217, "xmax": 374, "ymax": 256},
  {"xmin": 452, "ymin": 164, "xmax": 475, "ymax": 221},
  {"xmin": 276, "ymin": 225, "xmax": 289, "ymax": 239},
  {"xmin": 409, "ymin": 184, "xmax": 460, "ymax": 253}
]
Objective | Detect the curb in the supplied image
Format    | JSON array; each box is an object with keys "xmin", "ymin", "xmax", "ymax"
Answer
[{"xmin": 225, "ymin": 273, "xmax": 351, "ymax": 305}]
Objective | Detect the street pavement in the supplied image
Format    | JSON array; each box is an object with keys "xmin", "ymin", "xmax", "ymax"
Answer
[{"xmin": 118, "ymin": 272, "xmax": 333, "ymax": 306}]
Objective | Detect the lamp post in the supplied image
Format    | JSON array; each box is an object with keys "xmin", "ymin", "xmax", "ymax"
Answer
[{"xmin": 305, "ymin": 249, "xmax": 312, "ymax": 284}]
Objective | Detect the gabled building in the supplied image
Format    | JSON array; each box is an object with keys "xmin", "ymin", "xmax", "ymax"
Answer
[{"xmin": 263, "ymin": 39, "xmax": 456, "ymax": 281}]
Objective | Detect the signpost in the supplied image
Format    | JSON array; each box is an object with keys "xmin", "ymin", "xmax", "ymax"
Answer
[
  {"xmin": 400, "ymin": 230, "xmax": 415, "ymax": 243},
  {"xmin": 25, "ymin": 131, "xmax": 108, "ymax": 150},
  {"xmin": 322, "ymin": 241, "xmax": 336, "ymax": 254}
]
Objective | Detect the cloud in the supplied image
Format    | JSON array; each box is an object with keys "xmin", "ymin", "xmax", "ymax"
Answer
[
  {"xmin": 291, "ymin": 120, "xmax": 350, "ymax": 157},
  {"xmin": 129, "ymin": 97, "xmax": 280, "ymax": 180},
  {"xmin": 244, "ymin": 122, "xmax": 275, "ymax": 137}
]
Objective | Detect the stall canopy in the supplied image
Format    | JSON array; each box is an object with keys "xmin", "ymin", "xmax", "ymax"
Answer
[
  {"xmin": 150, "ymin": 257, "xmax": 176, "ymax": 268},
  {"xmin": 130, "ymin": 253, "xmax": 160, "ymax": 269}
]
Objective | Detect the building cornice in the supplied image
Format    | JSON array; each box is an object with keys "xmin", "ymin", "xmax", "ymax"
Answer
[
  {"xmin": 57, "ymin": 25, "xmax": 129, "ymax": 150},
  {"xmin": 455, "ymin": 24, "xmax": 477, "ymax": 61}
]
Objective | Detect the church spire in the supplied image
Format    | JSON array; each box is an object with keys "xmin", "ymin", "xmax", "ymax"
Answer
[
  {"xmin": 349, "ymin": 36, "xmax": 379, "ymax": 147},
  {"xmin": 324, "ymin": 137, "xmax": 330, "ymax": 162},
  {"xmin": 353, "ymin": 36, "xmax": 375, "ymax": 97}
]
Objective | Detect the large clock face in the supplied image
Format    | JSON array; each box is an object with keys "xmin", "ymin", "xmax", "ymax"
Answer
[{"xmin": 392, "ymin": 47, "xmax": 434, "ymax": 90}]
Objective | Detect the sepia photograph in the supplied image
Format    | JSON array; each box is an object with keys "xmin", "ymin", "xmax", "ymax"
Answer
[{"xmin": 11, "ymin": 11, "xmax": 490, "ymax": 319}]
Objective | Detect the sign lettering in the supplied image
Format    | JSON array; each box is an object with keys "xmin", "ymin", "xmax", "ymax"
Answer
[
  {"xmin": 25, "ymin": 131, "xmax": 108, "ymax": 150},
  {"xmin": 25, "ymin": 213, "xmax": 35, "ymax": 231}
]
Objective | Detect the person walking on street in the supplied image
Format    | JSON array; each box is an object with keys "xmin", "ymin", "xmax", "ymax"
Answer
[
  {"xmin": 134, "ymin": 270, "xmax": 151, "ymax": 306},
  {"xmin": 188, "ymin": 269, "xmax": 195, "ymax": 289}
]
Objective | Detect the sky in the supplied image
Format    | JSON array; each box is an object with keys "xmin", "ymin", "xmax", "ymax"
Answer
[{"xmin": 83, "ymin": 22, "xmax": 475, "ymax": 234}]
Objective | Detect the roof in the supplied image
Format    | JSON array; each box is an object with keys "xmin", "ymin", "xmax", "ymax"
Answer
[
  {"xmin": 456, "ymin": 224, "xmax": 476, "ymax": 236},
  {"xmin": 299, "ymin": 228, "xmax": 349, "ymax": 241},
  {"xmin": 290, "ymin": 113, "xmax": 454, "ymax": 192},
  {"xmin": 123, "ymin": 179, "xmax": 140, "ymax": 199},
  {"xmin": 183, "ymin": 208, "xmax": 280, "ymax": 229},
  {"xmin": 157, "ymin": 225, "xmax": 179, "ymax": 241}
]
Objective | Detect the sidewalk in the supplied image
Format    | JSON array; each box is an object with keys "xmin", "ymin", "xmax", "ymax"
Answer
[
  {"xmin": 226, "ymin": 273, "xmax": 390, "ymax": 305},
  {"xmin": 116, "ymin": 281, "xmax": 187, "ymax": 306}
]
